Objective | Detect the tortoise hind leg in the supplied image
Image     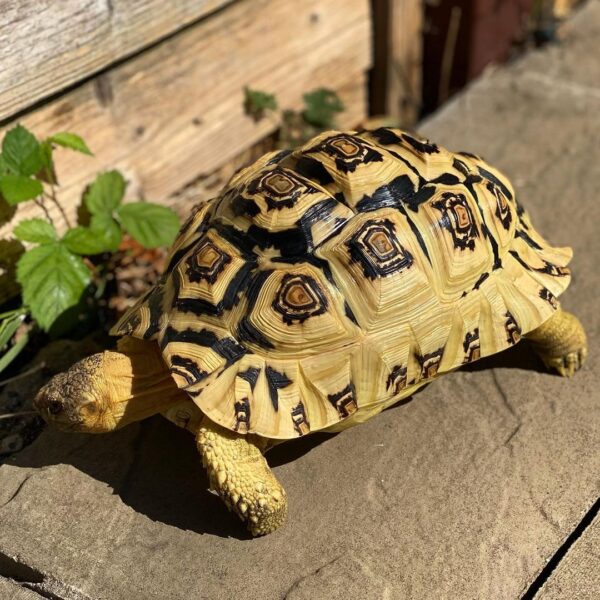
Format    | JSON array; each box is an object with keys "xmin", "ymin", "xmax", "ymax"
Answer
[
  {"xmin": 196, "ymin": 418, "xmax": 287, "ymax": 536},
  {"xmin": 526, "ymin": 308, "xmax": 587, "ymax": 377}
]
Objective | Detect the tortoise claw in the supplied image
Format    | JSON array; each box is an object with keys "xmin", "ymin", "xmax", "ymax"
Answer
[{"xmin": 542, "ymin": 348, "xmax": 587, "ymax": 378}]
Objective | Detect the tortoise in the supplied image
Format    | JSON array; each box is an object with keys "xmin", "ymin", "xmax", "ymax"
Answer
[{"xmin": 34, "ymin": 128, "xmax": 587, "ymax": 536}]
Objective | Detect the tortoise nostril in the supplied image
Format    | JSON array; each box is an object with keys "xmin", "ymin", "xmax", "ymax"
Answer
[{"xmin": 48, "ymin": 400, "xmax": 63, "ymax": 415}]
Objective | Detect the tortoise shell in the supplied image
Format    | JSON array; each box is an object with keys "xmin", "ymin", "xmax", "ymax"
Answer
[{"xmin": 112, "ymin": 128, "xmax": 571, "ymax": 439}]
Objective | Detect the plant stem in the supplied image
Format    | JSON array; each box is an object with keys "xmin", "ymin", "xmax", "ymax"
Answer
[
  {"xmin": 45, "ymin": 185, "xmax": 71, "ymax": 228},
  {"xmin": 35, "ymin": 197, "xmax": 55, "ymax": 227},
  {"xmin": 0, "ymin": 362, "xmax": 45, "ymax": 388},
  {"xmin": 0, "ymin": 307, "xmax": 28, "ymax": 321},
  {"xmin": 0, "ymin": 411, "xmax": 39, "ymax": 421}
]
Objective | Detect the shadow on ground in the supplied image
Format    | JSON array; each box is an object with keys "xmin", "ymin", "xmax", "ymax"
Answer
[{"xmin": 5, "ymin": 341, "xmax": 547, "ymax": 539}]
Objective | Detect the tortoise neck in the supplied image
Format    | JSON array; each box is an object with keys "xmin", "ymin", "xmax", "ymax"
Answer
[{"xmin": 106, "ymin": 337, "xmax": 187, "ymax": 428}]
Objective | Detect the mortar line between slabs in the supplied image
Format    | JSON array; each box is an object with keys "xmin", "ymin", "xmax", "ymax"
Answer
[{"xmin": 521, "ymin": 495, "xmax": 600, "ymax": 600}]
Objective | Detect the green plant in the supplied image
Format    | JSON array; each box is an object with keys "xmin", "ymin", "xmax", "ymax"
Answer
[
  {"xmin": 0, "ymin": 307, "xmax": 28, "ymax": 376},
  {"xmin": 243, "ymin": 86, "xmax": 345, "ymax": 146},
  {"xmin": 244, "ymin": 87, "xmax": 278, "ymax": 121},
  {"xmin": 301, "ymin": 88, "xmax": 345, "ymax": 129},
  {"xmin": 0, "ymin": 124, "xmax": 180, "ymax": 372}
]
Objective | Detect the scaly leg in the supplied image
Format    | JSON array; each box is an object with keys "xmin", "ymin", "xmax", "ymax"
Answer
[
  {"xmin": 196, "ymin": 418, "xmax": 287, "ymax": 536},
  {"xmin": 526, "ymin": 308, "xmax": 587, "ymax": 377}
]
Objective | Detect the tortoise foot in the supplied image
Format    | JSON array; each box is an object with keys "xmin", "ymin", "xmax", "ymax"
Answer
[
  {"xmin": 527, "ymin": 308, "xmax": 587, "ymax": 378},
  {"xmin": 541, "ymin": 348, "xmax": 588, "ymax": 378}
]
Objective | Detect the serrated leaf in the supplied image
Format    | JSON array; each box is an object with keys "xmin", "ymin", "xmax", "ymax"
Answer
[
  {"xmin": 37, "ymin": 141, "xmax": 57, "ymax": 184},
  {"xmin": 302, "ymin": 88, "xmax": 345, "ymax": 129},
  {"xmin": 0, "ymin": 175, "xmax": 43, "ymax": 205},
  {"xmin": 20, "ymin": 147, "xmax": 44, "ymax": 177},
  {"xmin": 62, "ymin": 213, "xmax": 122, "ymax": 254},
  {"xmin": 90, "ymin": 213, "xmax": 122, "ymax": 252},
  {"xmin": 62, "ymin": 226, "xmax": 109, "ymax": 255},
  {"xmin": 84, "ymin": 170, "xmax": 126, "ymax": 215},
  {"xmin": 0, "ymin": 154, "xmax": 9, "ymax": 175},
  {"xmin": 13, "ymin": 218, "xmax": 57, "ymax": 244},
  {"xmin": 2, "ymin": 125, "xmax": 41, "ymax": 176},
  {"xmin": 117, "ymin": 202, "xmax": 180, "ymax": 248},
  {"xmin": 16, "ymin": 243, "xmax": 91, "ymax": 331},
  {"xmin": 49, "ymin": 132, "xmax": 93, "ymax": 156}
]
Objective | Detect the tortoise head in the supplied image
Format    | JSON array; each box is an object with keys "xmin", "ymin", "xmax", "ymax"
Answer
[
  {"xmin": 34, "ymin": 339, "xmax": 186, "ymax": 433},
  {"xmin": 34, "ymin": 353, "xmax": 112, "ymax": 432}
]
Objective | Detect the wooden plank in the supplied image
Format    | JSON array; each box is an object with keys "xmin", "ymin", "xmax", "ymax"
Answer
[
  {"xmin": 370, "ymin": 0, "xmax": 423, "ymax": 125},
  {"xmin": 0, "ymin": 0, "xmax": 371, "ymax": 237},
  {"xmin": 0, "ymin": 0, "xmax": 234, "ymax": 122},
  {"xmin": 172, "ymin": 74, "xmax": 368, "ymax": 209},
  {"xmin": 387, "ymin": 0, "xmax": 423, "ymax": 124}
]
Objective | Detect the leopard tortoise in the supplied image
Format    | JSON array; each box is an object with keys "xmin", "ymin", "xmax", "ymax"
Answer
[{"xmin": 35, "ymin": 128, "xmax": 587, "ymax": 536}]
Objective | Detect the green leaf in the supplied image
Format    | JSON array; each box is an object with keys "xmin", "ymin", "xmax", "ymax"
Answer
[
  {"xmin": 0, "ymin": 154, "xmax": 9, "ymax": 175},
  {"xmin": 2, "ymin": 125, "xmax": 41, "ymax": 176},
  {"xmin": 49, "ymin": 132, "xmax": 93, "ymax": 156},
  {"xmin": 0, "ymin": 330, "xmax": 28, "ymax": 376},
  {"xmin": 84, "ymin": 170, "xmax": 126, "ymax": 215},
  {"xmin": 0, "ymin": 312, "xmax": 25, "ymax": 350},
  {"xmin": 62, "ymin": 226, "xmax": 109, "ymax": 255},
  {"xmin": 62, "ymin": 213, "xmax": 122, "ymax": 255},
  {"xmin": 302, "ymin": 88, "xmax": 345, "ymax": 129},
  {"xmin": 16, "ymin": 243, "xmax": 91, "ymax": 331},
  {"xmin": 244, "ymin": 87, "xmax": 278, "ymax": 121},
  {"xmin": 13, "ymin": 218, "xmax": 57, "ymax": 244},
  {"xmin": 20, "ymin": 147, "xmax": 44, "ymax": 177},
  {"xmin": 37, "ymin": 141, "xmax": 57, "ymax": 184},
  {"xmin": 90, "ymin": 213, "xmax": 122, "ymax": 252},
  {"xmin": 0, "ymin": 175, "xmax": 43, "ymax": 205},
  {"xmin": 116, "ymin": 202, "xmax": 180, "ymax": 248}
]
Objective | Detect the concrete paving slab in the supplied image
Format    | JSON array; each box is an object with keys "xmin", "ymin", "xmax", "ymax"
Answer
[
  {"xmin": 537, "ymin": 511, "xmax": 600, "ymax": 599},
  {"xmin": 0, "ymin": 2, "xmax": 599, "ymax": 598},
  {"xmin": 0, "ymin": 577, "xmax": 43, "ymax": 600}
]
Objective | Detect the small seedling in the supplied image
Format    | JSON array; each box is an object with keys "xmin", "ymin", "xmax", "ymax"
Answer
[
  {"xmin": 244, "ymin": 87, "xmax": 278, "ymax": 121},
  {"xmin": 243, "ymin": 86, "xmax": 345, "ymax": 146}
]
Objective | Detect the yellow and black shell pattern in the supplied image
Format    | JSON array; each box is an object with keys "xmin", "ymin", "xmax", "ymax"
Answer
[{"xmin": 112, "ymin": 128, "xmax": 571, "ymax": 439}]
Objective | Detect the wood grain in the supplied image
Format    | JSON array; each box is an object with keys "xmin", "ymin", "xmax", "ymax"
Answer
[
  {"xmin": 0, "ymin": 0, "xmax": 370, "ymax": 237},
  {"xmin": 387, "ymin": 0, "xmax": 423, "ymax": 124},
  {"xmin": 370, "ymin": 0, "xmax": 423, "ymax": 125},
  {"xmin": 0, "ymin": 0, "xmax": 234, "ymax": 122}
]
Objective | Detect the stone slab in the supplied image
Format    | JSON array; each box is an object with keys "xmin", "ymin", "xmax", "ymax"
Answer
[
  {"xmin": 0, "ymin": 2, "xmax": 599, "ymax": 598},
  {"xmin": 537, "ymin": 511, "xmax": 600, "ymax": 600},
  {"xmin": 0, "ymin": 577, "xmax": 42, "ymax": 600}
]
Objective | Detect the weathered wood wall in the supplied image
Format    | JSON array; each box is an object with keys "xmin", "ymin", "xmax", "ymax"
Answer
[
  {"xmin": 370, "ymin": 0, "xmax": 423, "ymax": 124},
  {"xmin": 0, "ymin": 0, "xmax": 235, "ymax": 121},
  {"xmin": 0, "ymin": 0, "xmax": 371, "ymax": 238}
]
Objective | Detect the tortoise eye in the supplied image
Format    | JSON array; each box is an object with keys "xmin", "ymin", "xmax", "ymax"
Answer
[{"xmin": 48, "ymin": 400, "xmax": 63, "ymax": 415}]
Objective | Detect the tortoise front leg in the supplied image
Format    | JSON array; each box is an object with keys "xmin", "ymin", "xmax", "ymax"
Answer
[
  {"xmin": 526, "ymin": 307, "xmax": 588, "ymax": 377},
  {"xmin": 196, "ymin": 418, "xmax": 287, "ymax": 536}
]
